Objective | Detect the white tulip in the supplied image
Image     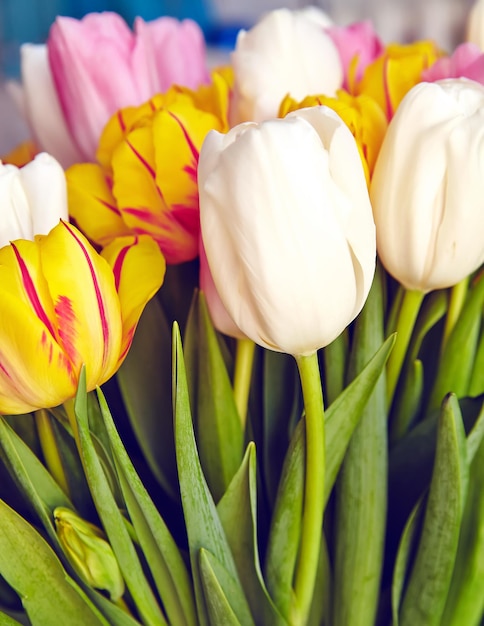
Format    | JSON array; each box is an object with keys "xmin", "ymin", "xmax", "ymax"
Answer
[
  {"xmin": 370, "ymin": 79, "xmax": 484, "ymax": 292},
  {"xmin": 199, "ymin": 106, "xmax": 376, "ymax": 356},
  {"xmin": 0, "ymin": 152, "xmax": 68, "ymax": 248},
  {"xmin": 230, "ymin": 9, "xmax": 343, "ymax": 125}
]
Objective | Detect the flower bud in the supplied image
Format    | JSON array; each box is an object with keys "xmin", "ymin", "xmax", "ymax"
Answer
[
  {"xmin": 370, "ymin": 79, "xmax": 484, "ymax": 292},
  {"xmin": 54, "ymin": 507, "xmax": 125, "ymax": 601}
]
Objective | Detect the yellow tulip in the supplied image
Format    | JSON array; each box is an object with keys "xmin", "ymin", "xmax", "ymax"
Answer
[
  {"xmin": 0, "ymin": 222, "xmax": 165, "ymax": 415},
  {"xmin": 67, "ymin": 71, "xmax": 230, "ymax": 264},
  {"xmin": 355, "ymin": 41, "xmax": 442, "ymax": 118}
]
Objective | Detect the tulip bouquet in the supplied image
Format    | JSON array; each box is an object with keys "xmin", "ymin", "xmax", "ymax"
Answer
[{"xmin": 0, "ymin": 3, "xmax": 483, "ymax": 626}]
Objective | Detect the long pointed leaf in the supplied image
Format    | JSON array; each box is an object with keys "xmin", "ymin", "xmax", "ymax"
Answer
[{"xmin": 173, "ymin": 323, "xmax": 245, "ymax": 626}]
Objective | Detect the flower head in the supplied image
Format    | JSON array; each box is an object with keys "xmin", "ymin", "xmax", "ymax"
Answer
[
  {"xmin": 66, "ymin": 73, "xmax": 230, "ymax": 264},
  {"xmin": 199, "ymin": 107, "xmax": 376, "ymax": 356},
  {"xmin": 230, "ymin": 8, "xmax": 343, "ymax": 124},
  {"xmin": 0, "ymin": 222, "xmax": 165, "ymax": 414},
  {"xmin": 370, "ymin": 79, "xmax": 484, "ymax": 292}
]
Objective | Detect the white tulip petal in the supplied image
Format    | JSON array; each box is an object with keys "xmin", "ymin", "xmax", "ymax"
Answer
[
  {"xmin": 0, "ymin": 164, "xmax": 33, "ymax": 247},
  {"xmin": 20, "ymin": 153, "xmax": 68, "ymax": 237},
  {"xmin": 20, "ymin": 44, "xmax": 81, "ymax": 168}
]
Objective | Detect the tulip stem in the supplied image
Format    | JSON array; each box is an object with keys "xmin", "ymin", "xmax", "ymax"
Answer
[
  {"xmin": 233, "ymin": 338, "xmax": 256, "ymax": 430},
  {"xmin": 36, "ymin": 408, "xmax": 70, "ymax": 496},
  {"xmin": 386, "ymin": 288, "xmax": 425, "ymax": 407},
  {"xmin": 291, "ymin": 351, "xmax": 325, "ymax": 626},
  {"xmin": 442, "ymin": 276, "xmax": 469, "ymax": 350}
]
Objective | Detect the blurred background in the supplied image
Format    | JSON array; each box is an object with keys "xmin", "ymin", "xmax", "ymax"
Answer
[
  {"xmin": 0, "ymin": 0, "xmax": 476, "ymax": 76},
  {"xmin": 0, "ymin": 0, "xmax": 477, "ymax": 152}
]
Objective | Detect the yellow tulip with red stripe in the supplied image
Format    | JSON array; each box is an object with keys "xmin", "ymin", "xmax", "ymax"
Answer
[
  {"xmin": 0, "ymin": 221, "xmax": 165, "ymax": 415},
  {"xmin": 67, "ymin": 71, "xmax": 230, "ymax": 264}
]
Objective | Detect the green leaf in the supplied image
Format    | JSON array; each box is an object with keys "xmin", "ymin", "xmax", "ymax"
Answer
[
  {"xmin": 322, "ymin": 330, "xmax": 348, "ymax": 407},
  {"xmin": 116, "ymin": 296, "xmax": 177, "ymax": 498},
  {"xmin": 390, "ymin": 359, "xmax": 424, "ymax": 442},
  {"xmin": 264, "ymin": 419, "xmax": 304, "ymax": 619},
  {"xmin": 173, "ymin": 323, "xmax": 245, "ymax": 626},
  {"xmin": 96, "ymin": 388, "xmax": 197, "ymax": 626},
  {"xmin": 468, "ymin": 321, "xmax": 484, "ymax": 397},
  {"xmin": 399, "ymin": 395, "xmax": 468, "ymax": 626},
  {"xmin": 74, "ymin": 371, "xmax": 166, "ymax": 626},
  {"xmin": 391, "ymin": 500, "xmax": 425, "ymax": 626},
  {"xmin": 0, "ymin": 498, "xmax": 105, "ymax": 626},
  {"xmin": 217, "ymin": 443, "xmax": 286, "ymax": 625},
  {"xmin": 429, "ymin": 275, "xmax": 484, "ymax": 410},
  {"xmin": 261, "ymin": 350, "xmax": 301, "ymax": 507},
  {"xmin": 199, "ymin": 550, "xmax": 254, "ymax": 626},
  {"xmin": 0, "ymin": 418, "xmax": 140, "ymax": 626},
  {"xmin": 183, "ymin": 292, "xmax": 243, "ymax": 502},
  {"xmin": 441, "ymin": 430, "xmax": 484, "ymax": 626},
  {"xmin": 333, "ymin": 264, "xmax": 387, "ymax": 626},
  {"xmin": 324, "ymin": 333, "xmax": 396, "ymax": 503}
]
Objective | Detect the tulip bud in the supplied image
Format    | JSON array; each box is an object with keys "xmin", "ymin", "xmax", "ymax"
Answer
[
  {"xmin": 0, "ymin": 152, "xmax": 67, "ymax": 248},
  {"xmin": 370, "ymin": 79, "xmax": 484, "ymax": 292},
  {"xmin": 54, "ymin": 507, "xmax": 124, "ymax": 600},
  {"xmin": 230, "ymin": 9, "xmax": 343, "ymax": 125},
  {"xmin": 199, "ymin": 106, "xmax": 376, "ymax": 356}
]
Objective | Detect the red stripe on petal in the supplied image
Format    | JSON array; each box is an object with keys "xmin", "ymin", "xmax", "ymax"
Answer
[
  {"xmin": 126, "ymin": 139, "xmax": 156, "ymax": 179},
  {"xmin": 12, "ymin": 243, "xmax": 57, "ymax": 340},
  {"xmin": 61, "ymin": 222, "xmax": 110, "ymax": 367},
  {"xmin": 167, "ymin": 111, "xmax": 200, "ymax": 163},
  {"xmin": 112, "ymin": 237, "xmax": 137, "ymax": 291},
  {"xmin": 117, "ymin": 110, "xmax": 126, "ymax": 133}
]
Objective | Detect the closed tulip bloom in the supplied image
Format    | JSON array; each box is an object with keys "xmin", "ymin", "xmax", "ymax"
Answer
[
  {"xmin": 0, "ymin": 222, "xmax": 165, "ymax": 414},
  {"xmin": 0, "ymin": 152, "xmax": 67, "ymax": 248},
  {"xmin": 199, "ymin": 107, "xmax": 376, "ymax": 356},
  {"xmin": 230, "ymin": 9, "xmax": 343, "ymax": 124},
  {"xmin": 370, "ymin": 79, "xmax": 484, "ymax": 292}
]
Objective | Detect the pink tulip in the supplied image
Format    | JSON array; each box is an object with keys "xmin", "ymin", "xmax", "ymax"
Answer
[
  {"xmin": 46, "ymin": 12, "xmax": 210, "ymax": 162},
  {"xmin": 422, "ymin": 42, "xmax": 484, "ymax": 83},
  {"xmin": 326, "ymin": 20, "xmax": 384, "ymax": 91}
]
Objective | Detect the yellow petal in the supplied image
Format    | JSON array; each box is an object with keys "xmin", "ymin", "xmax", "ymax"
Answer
[
  {"xmin": 102, "ymin": 234, "xmax": 166, "ymax": 363},
  {"xmin": 38, "ymin": 222, "xmax": 123, "ymax": 389},
  {"xmin": 96, "ymin": 95, "xmax": 165, "ymax": 171},
  {"xmin": 0, "ymin": 266, "xmax": 77, "ymax": 414},
  {"xmin": 355, "ymin": 41, "xmax": 442, "ymax": 118},
  {"xmin": 66, "ymin": 163, "xmax": 132, "ymax": 247},
  {"xmin": 1, "ymin": 140, "xmax": 39, "ymax": 167}
]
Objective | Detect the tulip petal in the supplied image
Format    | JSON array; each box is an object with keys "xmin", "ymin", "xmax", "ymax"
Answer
[
  {"xmin": 0, "ymin": 164, "xmax": 33, "ymax": 246},
  {"xmin": 111, "ymin": 121, "xmax": 199, "ymax": 263},
  {"xmin": 66, "ymin": 162, "xmax": 132, "ymax": 247},
  {"xmin": 38, "ymin": 222, "xmax": 123, "ymax": 389},
  {"xmin": 20, "ymin": 44, "xmax": 82, "ymax": 168},
  {"xmin": 0, "ymin": 265, "xmax": 76, "ymax": 414},
  {"xmin": 133, "ymin": 17, "xmax": 209, "ymax": 93},
  {"xmin": 20, "ymin": 152, "xmax": 68, "ymax": 236},
  {"xmin": 101, "ymin": 235, "xmax": 166, "ymax": 363}
]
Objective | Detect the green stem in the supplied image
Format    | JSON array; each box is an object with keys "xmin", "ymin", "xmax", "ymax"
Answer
[
  {"xmin": 386, "ymin": 289, "xmax": 425, "ymax": 408},
  {"xmin": 36, "ymin": 408, "xmax": 70, "ymax": 496},
  {"xmin": 233, "ymin": 338, "xmax": 256, "ymax": 430},
  {"xmin": 291, "ymin": 351, "xmax": 325, "ymax": 626},
  {"xmin": 442, "ymin": 277, "xmax": 469, "ymax": 350}
]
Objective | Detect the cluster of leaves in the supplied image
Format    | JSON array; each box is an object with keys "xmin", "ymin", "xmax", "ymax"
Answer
[{"xmin": 0, "ymin": 262, "xmax": 482, "ymax": 626}]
